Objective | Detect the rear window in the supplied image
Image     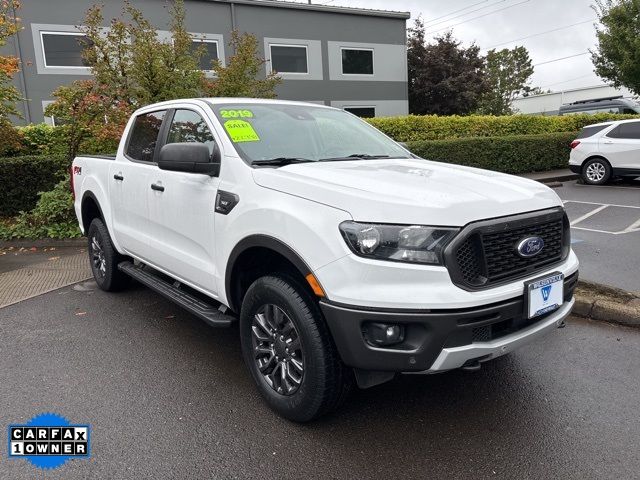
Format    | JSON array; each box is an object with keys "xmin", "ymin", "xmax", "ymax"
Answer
[{"xmin": 576, "ymin": 124, "xmax": 611, "ymax": 139}]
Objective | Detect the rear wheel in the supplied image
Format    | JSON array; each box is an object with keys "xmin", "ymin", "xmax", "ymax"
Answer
[
  {"xmin": 582, "ymin": 158, "xmax": 611, "ymax": 185},
  {"xmin": 87, "ymin": 218, "xmax": 130, "ymax": 292},
  {"xmin": 239, "ymin": 274, "xmax": 352, "ymax": 422}
]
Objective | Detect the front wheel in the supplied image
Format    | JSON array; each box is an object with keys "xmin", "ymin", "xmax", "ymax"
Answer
[
  {"xmin": 87, "ymin": 218, "xmax": 130, "ymax": 292},
  {"xmin": 582, "ymin": 158, "xmax": 611, "ymax": 185},
  {"xmin": 239, "ymin": 274, "xmax": 352, "ymax": 422}
]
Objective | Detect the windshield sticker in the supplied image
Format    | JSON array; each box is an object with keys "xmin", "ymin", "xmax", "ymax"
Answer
[
  {"xmin": 224, "ymin": 120, "xmax": 260, "ymax": 143},
  {"xmin": 220, "ymin": 109, "xmax": 254, "ymax": 119}
]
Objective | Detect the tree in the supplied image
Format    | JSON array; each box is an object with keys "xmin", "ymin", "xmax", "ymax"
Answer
[
  {"xmin": 0, "ymin": 0, "xmax": 21, "ymax": 119},
  {"xmin": 591, "ymin": 0, "xmax": 640, "ymax": 95},
  {"xmin": 477, "ymin": 46, "xmax": 535, "ymax": 115},
  {"xmin": 80, "ymin": 0, "xmax": 204, "ymax": 107},
  {"xmin": 407, "ymin": 19, "xmax": 487, "ymax": 115},
  {"xmin": 45, "ymin": 80, "xmax": 130, "ymax": 160},
  {"xmin": 203, "ymin": 30, "xmax": 281, "ymax": 98}
]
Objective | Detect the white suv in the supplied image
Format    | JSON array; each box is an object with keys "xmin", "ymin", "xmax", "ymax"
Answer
[{"xmin": 569, "ymin": 119, "xmax": 640, "ymax": 184}]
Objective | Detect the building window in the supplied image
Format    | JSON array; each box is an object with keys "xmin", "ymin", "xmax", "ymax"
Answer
[
  {"xmin": 341, "ymin": 48, "xmax": 374, "ymax": 75},
  {"xmin": 344, "ymin": 106, "xmax": 376, "ymax": 118},
  {"xmin": 191, "ymin": 39, "xmax": 219, "ymax": 71},
  {"xmin": 41, "ymin": 32, "xmax": 91, "ymax": 68},
  {"xmin": 270, "ymin": 45, "xmax": 308, "ymax": 74}
]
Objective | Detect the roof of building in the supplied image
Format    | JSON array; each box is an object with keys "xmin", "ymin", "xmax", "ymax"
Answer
[{"xmin": 203, "ymin": 0, "xmax": 411, "ymax": 19}]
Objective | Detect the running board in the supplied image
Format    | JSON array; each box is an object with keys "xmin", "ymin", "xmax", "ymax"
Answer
[{"xmin": 117, "ymin": 261, "xmax": 234, "ymax": 328}]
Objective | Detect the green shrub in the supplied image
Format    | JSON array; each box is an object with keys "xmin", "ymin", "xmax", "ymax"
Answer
[
  {"xmin": 368, "ymin": 113, "xmax": 638, "ymax": 142},
  {"xmin": 407, "ymin": 131, "xmax": 577, "ymax": 175},
  {"xmin": 18, "ymin": 123, "xmax": 70, "ymax": 156},
  {"xmin": 0, "ymin": 155, "xmax": 69, "ymax": 216},
  {"xmin": 0, "ymin": 175, "xmax": 81, "ymax": 240},
  {"xmin": 0, "ymin": 120, "xmax": 23, "ymax": 156}
]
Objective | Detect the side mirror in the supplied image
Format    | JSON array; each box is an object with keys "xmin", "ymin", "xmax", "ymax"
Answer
[{"xmin": 158, "ymin": 142, "xmax": 220, "ymax": 176}]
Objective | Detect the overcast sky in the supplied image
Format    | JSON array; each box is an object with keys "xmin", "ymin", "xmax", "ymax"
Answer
[{"xmin": 301, "ymin": 0, "xmax": 603, "ymax": 92}]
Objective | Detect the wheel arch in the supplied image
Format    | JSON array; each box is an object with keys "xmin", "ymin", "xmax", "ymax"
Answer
[
  {"xmin": 81, "ymin": 191, "xmax": 106, "ymax": 232},
  {"xmin": 581, "ymin": 155, "xmax": 611, "ymax": 169},
  {"xmin": 225, "ymin": 235, "xmax": 316, "ymax": 313}
]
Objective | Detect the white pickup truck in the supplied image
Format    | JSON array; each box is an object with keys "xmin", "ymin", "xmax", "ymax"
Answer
[{"xmin": 72, "ymin": 98, "xmax": 579, "ymax": 421}]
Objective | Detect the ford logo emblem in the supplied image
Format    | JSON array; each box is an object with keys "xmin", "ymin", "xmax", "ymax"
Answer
[{"xmin": 517, "ymin": 236, "xmax": 545, "ymax": 257}]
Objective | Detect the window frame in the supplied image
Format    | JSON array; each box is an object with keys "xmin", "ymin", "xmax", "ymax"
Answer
[
  {"xmin": 190, "ymin": 38, "xmax": 220, "ymax": 73},
  {"xmin": 343, "ymin": 106, "xmax": 377, "ymax": 118},
  {"xmin": 40, "ymin": 30, "xmax": 90, "ymax": 69},
  {"xmin": 269, "ymin": 43, "xmax": 309, "ymax": 75},
  {"xmin": 340, "ymin": 47, "xmax": 375, "ymax": 76}
]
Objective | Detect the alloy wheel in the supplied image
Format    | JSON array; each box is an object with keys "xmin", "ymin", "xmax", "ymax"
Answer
[
  {"xmin": 251, "ymin": 304, "xmax": 304, "ymax": 395},
  {"xmin": 586, "ymin": 162, "xmax": 606, "ymax": 182},
  {"xmin": 90, "ymin": 236, "xmax": 106, "ymax": 278}
]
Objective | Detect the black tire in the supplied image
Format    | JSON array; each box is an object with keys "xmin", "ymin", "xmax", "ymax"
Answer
[
  {"xmin": 87, "ymin": 218, "xmax": 130, "ymax": 292},
  {"xmin": 582, "ymin": 157, "xmax": 611, "ymax": 185},
  {"xmin": 239, "ymin": 274, "xmax": 352, "ymax": 422}
]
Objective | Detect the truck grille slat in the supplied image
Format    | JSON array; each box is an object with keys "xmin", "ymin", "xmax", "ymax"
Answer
[{"xmin": 447, "ymin": 209, "xmax": 570, "ymax": 290}]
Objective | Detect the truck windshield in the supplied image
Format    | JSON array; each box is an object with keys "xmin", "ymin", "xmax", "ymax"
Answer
[{"xmin": 210, "ymin": 103, "xmax": 410, "ymax": 164}]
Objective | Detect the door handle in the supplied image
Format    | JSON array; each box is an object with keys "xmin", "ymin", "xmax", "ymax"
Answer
[
  {"xmin": 151, "ymin": 183, "xmax": 165, "ymax": 192},
  {"xmin": 603, "ymin": 140, "xmax": 613, "ymax": 144},
  {"xmin": 113, "ymin": 173, "xmax": 124, "ymax": 181}
]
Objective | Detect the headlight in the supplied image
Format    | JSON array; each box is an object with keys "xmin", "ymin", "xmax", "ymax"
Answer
[{"xmin": 339, "ymin": 221, "xmax": 459, "ymax": 265}]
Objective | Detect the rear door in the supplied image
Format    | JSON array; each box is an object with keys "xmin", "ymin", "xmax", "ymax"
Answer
[
  {"xmin": 110, "ymin": 109, "xmax": 167, "ymax": 261},
  {"xmin": 600, "ymin": 121, "xmax": 640, "ymax": 169},
  {"xmin": 145, "ymin": 106, "xmax": 221, "ymax": 295}
]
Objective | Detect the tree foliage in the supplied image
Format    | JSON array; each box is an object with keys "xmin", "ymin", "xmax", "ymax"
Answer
[
  {"xmin": 477, "ymin": 46, "xmax": 535, "ymax": 115},
  {"xmin": 0, "ymin": 0, "xmax": 22, "ymax": 118},
  {"xmin": 203, "ymin": 30, "xmax": 281, "ymax": 98},
  {"xmin": 591, "ymin": 0, "xmax": 640, "ymax": 95},
  {"xmin": 407, "ymin": 19, "xmax": 487, "ymax": 115}
]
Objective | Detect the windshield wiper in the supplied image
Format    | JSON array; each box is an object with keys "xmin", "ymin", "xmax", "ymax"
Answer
[
  {"xmin": 251, "ymin": 157, "xmax": 315, "ymax": 167},
  {"xmin": 319, "ymin": 154, "xmax": 392, "ymax": 162}
]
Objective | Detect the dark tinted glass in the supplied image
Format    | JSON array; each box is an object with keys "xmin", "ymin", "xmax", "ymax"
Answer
[
  {"xmin": 191, "ymin": 41, "xmax": 219, "ymax": 70},
  {"xmin": 270, "ymin": 46, "xmax": 308, "ymax": 73},
  {"xmin": 167, "ymin": 110, "xmax": 216, "ymax": 155},
  {"xmin": 42, "ymin": 33, "xmax": 90, "ymax": 67},
  {"xmin": 577, "ymin": 124, "xmax": 611, "ymax": 139},
  {"xmin": 608, "ymin": 122, "xmax": 640, "ymax": 139},
  {"xmin": 341, "ymin": 49, "xmax": 373, "ymax": 75},
  {"xmin": 126, "ymin": 111, "xmax": 166, "ymax": 162},
  {"xmin": 344, "ymin": 107, "xmax": 376, "ymax": 118}
]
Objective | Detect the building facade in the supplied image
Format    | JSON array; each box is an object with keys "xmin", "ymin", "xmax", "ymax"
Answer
[{"xmin": 4, "ymin": 0, "xmax": 410, "ymax": 125}]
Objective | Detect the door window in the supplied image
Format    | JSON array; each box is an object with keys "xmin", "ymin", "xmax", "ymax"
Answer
[
  {"xmin": 166, "ymin": 109, "xmax": 217, "ymax": 155},
  {"xmin": 607, "ymin": 122, "xmax": 640, "ymax": 139},
  {"xmin": 126, "ymin": 111, "xmax": 167, "ymax": 162}
]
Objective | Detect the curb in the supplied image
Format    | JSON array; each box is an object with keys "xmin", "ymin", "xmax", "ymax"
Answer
[
  {"xmin": 0, "ymin": 238, "xmax": 86, "ymax": 249},
  {"xmin": 573, "ymin": 280, "xmax": 640, "ymax": 328}
]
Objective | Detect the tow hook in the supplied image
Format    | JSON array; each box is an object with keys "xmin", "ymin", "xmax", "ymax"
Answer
[{"xmin": 461, "ymin": 361, "xmax": 482, "ymax": 372}]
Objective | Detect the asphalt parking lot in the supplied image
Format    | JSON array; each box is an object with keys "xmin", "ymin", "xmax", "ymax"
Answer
[
  {"xmin": 1, "ymin": 282, "xmax": 639, "ymax": 479},
  {"xmin": 555, "ymin": 178, "xmax": 640, "ymax": 293}
]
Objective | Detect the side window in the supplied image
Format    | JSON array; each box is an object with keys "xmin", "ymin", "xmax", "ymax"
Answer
[
  {"xmin": 608, "ymin": 122, "xmax": 640, "ymax": 139},
  {"xmin": 166, "ymin": 109, "xmax": 217, "ymax": 155},
  {"xmin": 126, "ymin": 111, "xmax": 166, "ymax": 162}
]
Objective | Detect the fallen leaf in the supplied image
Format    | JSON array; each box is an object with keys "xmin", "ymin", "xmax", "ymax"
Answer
[
  {"xmin": 75, "ymin": 311, "xmax": 87, "ymax": 316},
  {"xmin": 29, "ymin": 247, "xmax": 37, "ymax": 251},
  {"xmin": 48, "ymin": 256, "xmax": 60, "ymax": 261}
]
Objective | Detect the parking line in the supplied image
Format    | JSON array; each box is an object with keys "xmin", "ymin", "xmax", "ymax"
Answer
[
  {"xmin": 573, "ymin": 183, "xmax": 640, "ymax": 191},
  {"xmin": 568, "ymin": 204, "xmax": 608, "ymax": 226},
  {"xmin": 563, "ymin": 199, "xmax": 640, "ymax": 210},
  {"xmin": 623, "ymin": 217, "xmax": 640, "ymax": 233}
]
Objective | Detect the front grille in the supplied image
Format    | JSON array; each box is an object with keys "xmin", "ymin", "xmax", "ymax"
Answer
[{"xmin": 446, "ymin": 209, "xmax": 569, "ymax": 290}]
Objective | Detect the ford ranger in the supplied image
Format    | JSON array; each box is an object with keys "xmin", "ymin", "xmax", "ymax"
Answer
[{"xmin": 72, "ymin": 98, "xmax": 579, "ymax": 422}]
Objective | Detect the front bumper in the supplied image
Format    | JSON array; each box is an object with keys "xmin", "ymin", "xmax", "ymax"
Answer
[{"xmin": 320, "ymin": 272, "xmax": 578, "ymax": 373}]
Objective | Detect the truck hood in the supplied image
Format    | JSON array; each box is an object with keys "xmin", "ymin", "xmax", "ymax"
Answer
[{"xmin": 252, "ymin": 158, "xmax": 563, "ymax": 226}]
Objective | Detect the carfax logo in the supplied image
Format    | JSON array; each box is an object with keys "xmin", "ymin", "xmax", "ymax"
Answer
[{"xmin": 8, "ymin": 413, "xmax": 90, "ymax": 470}]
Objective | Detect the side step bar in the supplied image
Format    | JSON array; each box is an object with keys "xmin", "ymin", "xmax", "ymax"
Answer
[{"xmin": 118, "ymin": 261, "xmax": 234, "ymax": 328}]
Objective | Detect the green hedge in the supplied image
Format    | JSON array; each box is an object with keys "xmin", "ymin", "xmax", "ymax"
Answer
[
  {"xmin": 368, "ymin": 113, "xmax": 638, "ymax": 142},
  {"xmin": 0, "ymin": 155, "xmax": 70, "ymax": 217},
  {"xmin": 406, "ymin": 131, "xmax": 577, "ymax": 175}
]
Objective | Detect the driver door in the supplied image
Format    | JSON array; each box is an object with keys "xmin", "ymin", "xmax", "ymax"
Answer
[{"xmin": 145, "ymin": 107, "xmax": 221, "ymax": 295}]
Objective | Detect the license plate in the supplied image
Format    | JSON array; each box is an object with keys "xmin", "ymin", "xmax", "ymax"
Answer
[{"xmin": 525, "ymin": 272, "xmax": 564, "ymax": 319}]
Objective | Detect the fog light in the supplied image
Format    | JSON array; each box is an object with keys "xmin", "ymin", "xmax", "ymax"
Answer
[{"xmin": 363, "ymin": 322, "xmax": 405, "ymax": 347}]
